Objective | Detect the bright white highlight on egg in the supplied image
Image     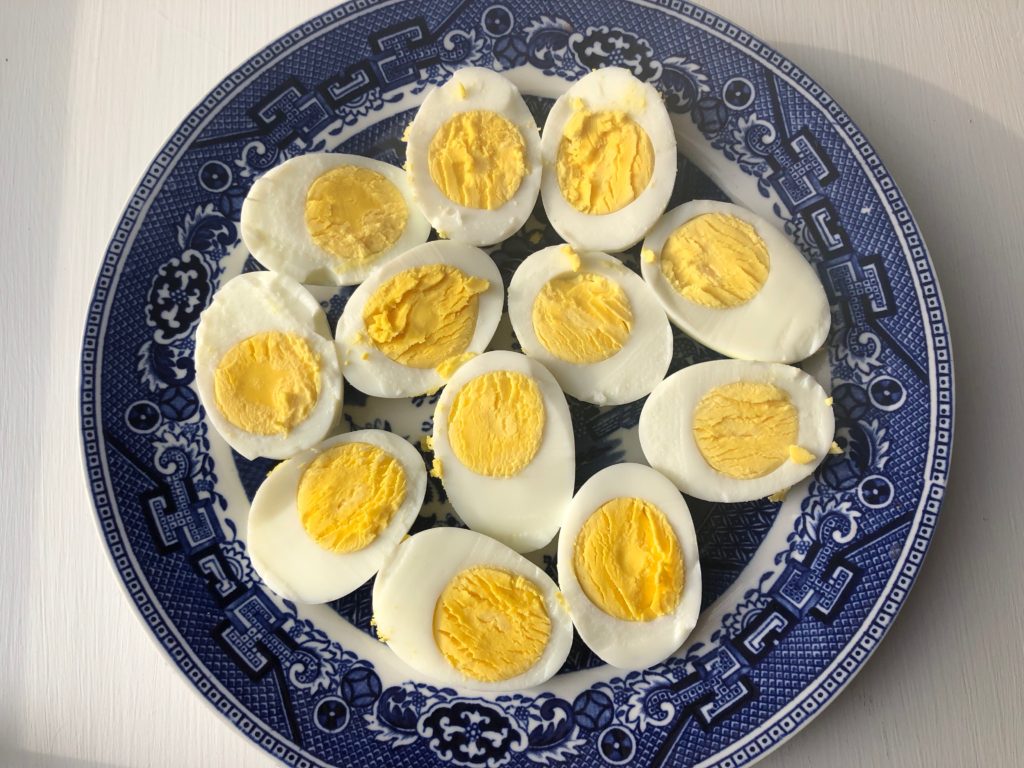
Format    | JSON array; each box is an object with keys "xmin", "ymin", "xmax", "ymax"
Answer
[
  {"xmin": 372, "ymin": 527, "xmax": 573, "ymax": 691},
  {"xmin": 246, "ymin": 430, "xmax": 426, "ymax": 604},
  {"xmin": 641, "ymin": 200, "xmax": 831, "ymax": 362}
]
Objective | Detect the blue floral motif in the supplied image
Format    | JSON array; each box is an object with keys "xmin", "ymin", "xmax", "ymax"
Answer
[
  {"xmin": 569, "ymin": 26, "xmax": 661, "ymax": 80},
  {"xmin": 419, "ymin": 700, "xmax": 528, "ymax": 767},
  {"xmin": 145, "ymin": 250, "xmax": 213, "ymax": 344},
  {"xmin": 522, "ymin": 16, "xmax": 583, "ymax": 79}
]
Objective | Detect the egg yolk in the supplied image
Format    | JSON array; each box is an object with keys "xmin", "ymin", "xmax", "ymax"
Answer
[
  {"xmin": 213, "ymin": 331, "xmax": 320, "ymax": 435},
  {"xmin": 428, "ymin": 110, "xmax": 527, "ymax": 210},
  {"xmin": 573, "ymin": 497, "xmax": 684, "ymax": 622},
  {"xmin": 304, "ymin": 165, "xmax": 408, "ymax": 262},
  {"xmin": 447, "ymin": 371, "xmax": 545, "ymax": 478},
  {"xmin": 433, "ymin": 566, "xmax": 551, "ymax": 682},
  {"xmin": 297, "ymin": 442, "xmax": 407, "ymax": 553},
  {"xmin": 692, "ymin": 381, "xmax": 798, "ymax": 478},
  {"xmin": 556, "ymin": 110, "xmax": 654, "ymax": 215},
  {"xmin": 531, "ymin": 272, "xmax": 633, "ymax": 364},
  {"xmin": 362, "ymin": 264, "xmax": 489, "ymax": 368},
  {"xmin": 660, "ymin": 213, "xmax": 770, "ymax": 308}
]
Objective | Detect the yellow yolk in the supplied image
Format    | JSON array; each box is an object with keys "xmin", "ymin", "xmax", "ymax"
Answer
[
  {"xmin": 297, "ymin": 442, "xmax": 407, "ymax": 553},
  {"xmin": 433, "ymin": 566, "xmax": 551, "ymax": 682},
  {"xmin": 556, "ymin": 110, "xmax": 654, "ymax": 215},
  {"xmin": 692, "ymin": 381, "xmax": 798, "ymax": 479},
  {"xmin": 660, "ymin": 213, "xmax": 770, "ymax": 308},
  {"xmin": 447, "ymin": 371, "xmax": 545, "ymax": 478},
  {"xmin": 214, "ymin": 331, "xmax": 320, "ymax": 435},
  {"xmin": 788, "ymin": 444, "xmax": 816, "ymax": 464},
  {"xmin": 362, "ymin": 264, "xmax": 489, "ymax": 368},
  {"xmin": 436, "ymin": 352, "xmax": 477, "ymax": 381},
  {"xmin": 304, "ymin": 166, "xmax": 408, "ymax": 261},
  {"xmin": 573, "ymin": 497, "xmax": 684, "ymax": 622},
  {"xmin": 531, "ymin": 272, "xmax": 633, "ymax": 364},
  {"xmin": 428, "ymin": 110, "xmax": 527, "ymax": 210},
  {"xmin": 560, "ymin": 244, "xmax": 582, "ymax": 272}
]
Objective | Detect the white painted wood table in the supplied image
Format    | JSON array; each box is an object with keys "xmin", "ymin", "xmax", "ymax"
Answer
[{"xmin": 2, "ymin": 1, "xmax": 1022, "ymax": 766}]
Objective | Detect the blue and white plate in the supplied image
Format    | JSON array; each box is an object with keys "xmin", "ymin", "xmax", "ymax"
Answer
[{"xmin": 79, "ymin": 2, "xmax": 954, "ymax": 766}]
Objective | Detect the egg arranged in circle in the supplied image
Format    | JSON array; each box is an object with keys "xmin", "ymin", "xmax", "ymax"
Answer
[
  {"xmin": 639, "ymin": 360, "xmax": 835, "ymax": 503},
  {"xmin": 557, "ymin": 463, "xmax": 701, "ymax": 670},
  {"xmin": 240, "ymin": 153, "xmax": 430, "ymax": 286},
  {"xmin": 372, "ymin": 527, "xmax": 573, "ymax": 691},
  {"xmin": 540, "ymin": 67, "xmax": 677, "ymax": 253},
  {"xmin": 431, "ymin": 351, "xmax": 575, "ymax": 552},
  {"xmin": 508, "ymin": 244, "xmax": 672, "ymax": 405},
  {"xmin": 246, "ymin": 429, "xmax": 427, "ymax": 604},
  {"xmin": 405, "ymin": 67, "xmax": 542, "ymax": 246},
  {"xmin": 641, "ymin": 200, "xmax": 830, "ymax": 362},
  {"xmin": 194, "ymin": 271, "xmax": 343, "ymax": 460},
  {"xmin": 336, "ymin": 241, "xmax": 504, "ymax": 398}
]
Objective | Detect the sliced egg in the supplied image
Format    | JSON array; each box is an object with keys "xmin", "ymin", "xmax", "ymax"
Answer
[
  {"xmin": 557, "ymin": 463, "xmax": 701, "ymax": 669},
  {"xmin": 246, "ymin": 429, "xmax": 426, "ymax": 604},
  {"xmin": 194, "ymin": 272, "xmax": 343, "ymax": 460},
  {"xmin": 508, "ymin": 244, "xmax": 672, "ymax": 405},
  {"xmin": 641, "ymin": 200, "xmax": 830, "ymax": 362},
  {"xmin": 540, "ymin": 67, "xmax": 676, "ymax": 252},
  {"xmin": 639, "ymin": 360, "xmax": 835, "ymax": 502},
  {"xmin": 336, "ymin": 241, "xmax": 504, "ymax": 398},
  {"xmin": 405, "ymin": 68, "xmax": 542, "ymax": 246},
  {"xmin": 240, "ymin": 153, "xmax": 430, "ymax": 286},
  {"xmin": 372, "ymin": 527, "xmax": 573, "ymax": 691},
  {"xmin": 431, "ymin": 351, "xmax": 574, "ymax": 552}
]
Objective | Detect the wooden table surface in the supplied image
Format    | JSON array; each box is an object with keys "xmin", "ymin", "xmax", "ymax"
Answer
[{"xmin": 2, "ymin": 1, "xmax": 1023, "ymax": 766}]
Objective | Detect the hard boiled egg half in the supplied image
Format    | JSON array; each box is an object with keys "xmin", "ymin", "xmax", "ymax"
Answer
[
  {"xmin": 372, "ymin": 527, "xmax": 573, "ymax": 691},
  {"xmin": 639, "ymin": 360, "xmax": 835, "ymax": 503},
  {"xmin": 541, "ymin": 67, "xmax": 676, "ymax": 252},
  {"xmin": 508, "ymin": 244, "xmax": 672, "ymax": 405},
  {"xmin": 194, "ymin": 271, "xmax": 343, "ymax": 460},
  {"xmin": 557, "ymin": 463, "xmax": 701, "ymax": 669},
  {"xmin": 247, "ymin": 429, "xmax": 426, "ymax": 604},
  {"xmin": 431, "ymin": 351, "xmax": 575, "ymax": 553},
  {"xmin": 405, "ymin": 67, "xmax": 542, "ymax": 245},
  {"xmin": 241, "ymin": 153, "xmax": 430, "ymax": 286},
  {"xmin": 641, "ymin": 200, "xmax": 830, "ymax": 362},
  {"xmin": 336, "ymin": 241, "xmax": 504, "ymax": 398}
]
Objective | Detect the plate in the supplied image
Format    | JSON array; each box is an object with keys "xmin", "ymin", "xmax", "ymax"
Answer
[{"xmin": 79, "ymin": 2, "xmax": 953, "ymax": 766}]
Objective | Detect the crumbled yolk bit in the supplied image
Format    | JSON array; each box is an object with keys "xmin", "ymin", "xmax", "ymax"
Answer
[
  {"xmin": 660, "ymin": 213, "xmax": 770, "ymax": 308},
  {"xmin": 436, "ymin": 229, "xmax": 449, "ymax": 240},
  {"xmin": 454, "ymin": 81, "xmax": 468, "ymax": 100},
  {"xmin": 430, "ymin": 457, "xmax": 444, "ymax": 479},
  {"xmin": 214, "ymin": 331, "xmax": 320, "ymax": 436},
  {"xmin": 788, "ymin": 445, "xmax": 816, "ymax": 464},
  {"xmin": 824, "ymin": 396, "xmax": 834, "ymax": 406},
  {"xmin": 573, "ymin": 497, "xmax": 683, "ymax": 622},
  {"xmin": 447, "ymin": 371, "xmax": 545, "ymax": 478},
  {"xmin": 419, "ymin": 434, "xmax": 434, "ymax": 452},
  {"xmin": 641, "ymin": 247, "xmax": 657, "ymax": 263},
  {"xmin": 767, "ymin": 487, "xmax": 790, "ymax": 502},
  {"xmin": 401, "ymin": 124, "xmax": 412, "ymax": 143},
  {"xmin": 362, "ymin": 264, "xmax": 488, "ymax": 368},
  {"xmin": 571, "ymin": 97, "xmax": 585, "ymax": 112},
  {"xmin": 436, "ymin": 352, "xmax": 477, "ymax": 381},
  {"xmin": 829, "ymin": 441, "xmax": 844, "ymax": 455},
  {"xmin": 360, "ymin": 351, "xmax": 369, "ymax": 361},
  {"xmin": 532, "ymin": 272, "xmax": 633, "ymax": 364},
  {"xmin": 433, "ymin": 566, "xmax": 551, "ymax": 682},
  {"xmin": 693, "ymin": 381, "xmax": 798, "ymax": 479},
  {"xmin": 556, "ymin": 110, "xmax": 654, "ymax": 215},
  {"xmin": 304, "ymin": 166, "xmax": 408, "ymax": 262},
  {"xmin": 297, "ymin": 442, "xmax": 407, "ymax": 553},
  {"xmin": 560, "ymin": 244, "xmax": 582, "ymax": 272},
  {"xmin": 428, "ymin": 110, "xmax": 527, "ymax": 210}
]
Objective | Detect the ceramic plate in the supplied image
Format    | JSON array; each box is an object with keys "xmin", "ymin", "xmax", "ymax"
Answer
[{"xmin": 79, "ymin": 1, "xmax": 953, "ymax": 766}]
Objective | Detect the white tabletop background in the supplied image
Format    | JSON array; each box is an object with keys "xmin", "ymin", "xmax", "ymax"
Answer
[{"xmin": 2, "ymin": 1, "xmax": 1023, "ymax": 766}]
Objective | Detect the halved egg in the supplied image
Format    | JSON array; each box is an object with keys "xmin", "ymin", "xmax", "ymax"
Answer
[
  {"xmin": 405, "ymin": 67, "xmax": 542, "ymax": 245},
  {"xmin": 247, "ymin": 429, "xmax": 426, "ymax": 604},
  {"xmin": 431, "ymin": 351, "xmax": 574, "ymax": 552},
  {"xmin": 639, "ymin": 360, "xmax": 835, "ymax": 502},
  {"xmin": 194, "ymin": 271, "xmax": 343, "ymax": 460},
  {"xmin": 540, "ymin": 67, "xmax": 676, "ymax": 252},
  {"xmin": 508, "ymin": 244, "xmax": 672, "ymax": 405},
  {"xmin": 641, "ymin": 200, "xmax": 830, "ymax": 362},
  {"xmin": 240, "ymin": 153, "xmax": 430, "ymax": 286},
  {"xmin": 372, "ymin": 527, "xmax": 573, "ymax": 691},
  {"xmin": 336, "ymin": 241, "xmax": 504, "ymax": 398},
  {"xmin": 557, "ymin": 463, "xmax": 701, "ymax": 669}
]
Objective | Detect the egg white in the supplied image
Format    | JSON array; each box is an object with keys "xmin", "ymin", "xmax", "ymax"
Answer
[
  {"xmin": 641, "ymin": 200, "xmax": 830, "ymax": 362},
  {"xmin": 372, "ymin": 527, "xmax": 573, "ymax": 691},
  {"xmin": 194, "ymin": 271, "xmax": 343, "ymax": 461},
  {"xmin": 432, "ymin": 351, "xmax": 575, "ymax": 553},
  {"xmin": 336, "ymin": 240, "xmax": 504, "ymax": 398},
  {"xmin": 639, "ymin": 360, "xmax": 835, "ymax": 502},
  {"xmin": 246, "ymin": 430, "xmax": 427, "ymax": 604}
]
